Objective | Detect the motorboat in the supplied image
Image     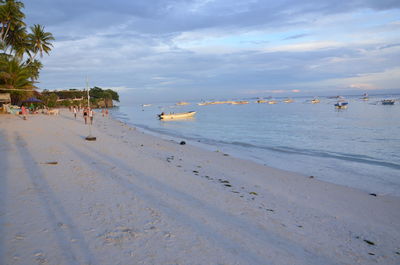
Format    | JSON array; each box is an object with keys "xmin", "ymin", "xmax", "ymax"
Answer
[
  {"xmin": 381, "ymin": 99, "xmax": 395, "ymax": 105},
  {"xmin": 158, "ymin": 111, "xmax": 196, "ymax": 120}
]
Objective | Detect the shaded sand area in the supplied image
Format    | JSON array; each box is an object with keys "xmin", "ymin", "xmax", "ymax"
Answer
[{"xmin": 1, "ymin": 111, "xmax": 399, "ymax": 265}]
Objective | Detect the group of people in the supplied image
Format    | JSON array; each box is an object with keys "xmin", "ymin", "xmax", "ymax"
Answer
[{"xmin": 70, "ymin": 106, "xmax": 109, "ymax": 125}]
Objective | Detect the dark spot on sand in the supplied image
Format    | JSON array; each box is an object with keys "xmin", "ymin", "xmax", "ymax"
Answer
[
  {"xmin": 297, "ymin": 225, "xmax": 303, "ymax": 228},
  {"xmin": 231, "ymin": 191, "xmax": 239, "ymax": 193},
  {"xmin": 193, "ymin": 170, "xmax": 199, "ymax": 174},
  {"xmin": 223, "ymin": 153, "xmax": 229, "ymax": 156},
  {"xmin": 176, "ymin": 165, "xmax": 182, "ymax": 168},
  {"xmin": 395, "ymin": 251, "xmax": 400, "ymax": 255},
  {"xmin": 369, "ymin": 193, "xmax": 377, "ymax": 197},
  {"xmin": 140, "ymin": 144, "xmax": 144, "ymax": 147},
  {"xmin": 180, "ymin": 141, "xmax": 186, "ymax": 145},
  {"xmin": 219, "ymin": 179, "xmax": 230, "ymax": 184},
  {"xmin": 43, "ymin": 161, "xmax": 58, "ymax": 165},
  {"xmin": 309, "ymin": 176, "xmax": 314, "ymax": 179},
  {"xmin": 266, "ymin": 209, "xmax": 275, "ymax": 212},
  {"xmin": 224, "ymin": 184, "xmax": 232, "ymax": 187},
  {"xmin": 364, "ymin": 240, "xmax": 376, "ymax": 246},
  {"xmin": 368, "ymin": 253, "xmax": 375, "ymax": 256},
  {"xmin": 249, "ymin": 192, "xmax": 258, "ymax": 196}
]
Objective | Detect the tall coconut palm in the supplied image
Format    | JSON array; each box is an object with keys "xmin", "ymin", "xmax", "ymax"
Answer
[
  {"xmin": 28, "ymin": 24, "xmax": 54, "ymax": 60},
  {"xmin": 4, "ymin": 23, "xmax": 27, "ymax": 56},
  {"xmin": 0, "ymin": 0, "xmax": 25, "ymax": 43}
]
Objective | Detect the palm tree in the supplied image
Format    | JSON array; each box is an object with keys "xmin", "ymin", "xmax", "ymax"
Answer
[
  {"xmin": 28, "ymin": 24, "xmax": 54, "ymax": 60},
  {"xmin": 0, "ymin": 57, "xmax": 35, "ymax": 104},
  {"xmin": 4, "ymin": 23, "xmax": 27, "ymax": 56},
  {"xmin": 0, "ymin": 0, "xmax": 25, "ymax": 44}
]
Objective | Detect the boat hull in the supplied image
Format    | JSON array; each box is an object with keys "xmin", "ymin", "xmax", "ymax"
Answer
[{"xmin": 159, "ymin": 111, "xmax": 196, "ymax": 120}]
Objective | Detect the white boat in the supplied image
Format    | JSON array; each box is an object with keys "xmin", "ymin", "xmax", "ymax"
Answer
[
  {"xmin": 334, "ymin": 99, "xmax": 348, "ymax": 109},
  {"xmin": 176, "ymin": 101, "xmax": 190, "ymax": 106},
  {"xmin": 158, "ymin": 111, "xmax": 196, "ymax": 120}
]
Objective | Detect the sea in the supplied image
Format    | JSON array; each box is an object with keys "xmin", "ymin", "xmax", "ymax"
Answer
[{"xmin": 110, "ymin": 95, "xmax": 400, "ymax": 196}]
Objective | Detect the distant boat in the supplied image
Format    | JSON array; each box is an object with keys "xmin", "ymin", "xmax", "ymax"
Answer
[
  {"xmin": 267, "ymin": 100, "xmax": 278, "ymax": 104},
  {"xmin": 231, "ymin": 101, "xmax": 249, "ymax": 105},
  {"xmin": 176, "ymin": 101, "xmax": 190, "ymax": 106},
  {"xmin": 256, "ymin": 99, "xmax": 267, "ymax": 103},
  {"xmin": 334, "ymin": 99, "xmax": 348, "ymax": 109},
  {"xmin": 361, "ymin": 93, "xmax": 369, "ymax": 101},
  {"xmin": 283, "ymin": 98, "xmax": 294, "ymax": 103},
  {"xmin": 158, "ymin": 111, "xmax": 196, "ymax": 120},
  {"xmin": 311, "ymin": 98, "xmax": 320, "ymax": 104},
  {"xmin": 381, "ymin": 99, "xmax": 395, "ymax": 105}
]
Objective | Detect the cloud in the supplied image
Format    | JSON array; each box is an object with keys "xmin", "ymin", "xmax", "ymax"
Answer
[{"xmin": 20, "ymin": 0, "xmax": 400, "ymax": 102}]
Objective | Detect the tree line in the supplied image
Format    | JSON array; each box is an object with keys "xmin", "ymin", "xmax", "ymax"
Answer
[
  {"xmin": 0, "ymin": 0, "xmax": 54, "ymax": 104},
  {"xmin": 40, "ymin": 87, "xmax": 119, "ymax": 108}
]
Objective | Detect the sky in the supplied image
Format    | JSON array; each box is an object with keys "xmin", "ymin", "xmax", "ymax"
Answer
[{"xmin": 23, "ymin": 0, "xmax": 400, "ymax": 103}]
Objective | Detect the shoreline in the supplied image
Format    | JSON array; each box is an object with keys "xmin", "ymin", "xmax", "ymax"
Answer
[
  {"xmin": 1, "ymin": 110, "xmax": 400, "ymax": 264},
  {"xmin": 110, "ymin": 109, "xmax": 400, "ymax": 197}
]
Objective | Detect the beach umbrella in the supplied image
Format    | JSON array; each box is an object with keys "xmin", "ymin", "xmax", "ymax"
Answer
[{"xmin": 22, "ymin": 97, "xmax": 43, "ymax": 104}]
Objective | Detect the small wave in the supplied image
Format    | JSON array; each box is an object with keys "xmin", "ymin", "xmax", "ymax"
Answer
[{"xmin": 228, "ymin": 141, "xmax": 400, "ymax": 170}]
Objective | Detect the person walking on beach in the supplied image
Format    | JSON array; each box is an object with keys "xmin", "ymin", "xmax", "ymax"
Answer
[
  {"xmin": 89, "ymin": 108, "xmax": 94, "ymax": 125},
  {"xmin": 21, "ymin": 105, "xmax": 27, "ymax": 120},
  {"xmin": 73, "ymin": 106, "xmax": 77, "ymax": 119},
  {"xmin": 83, "ymin": 108, "xmax": 88, "ymax": 124}
]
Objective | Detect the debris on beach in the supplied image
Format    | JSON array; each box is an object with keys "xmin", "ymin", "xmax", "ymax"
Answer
[
  {"xmin": 249, "ymin": 191, "xmax": 258, "ymax": 196},
  {"xmin": 364, "ymin": 239, "xmax": 376, "ymax": 246},
  {"xmin": 369, "ymin": 193, "xmax": 377, "ymax": 196},
  {"xmin": 180, "ymin": 141, "xmax": 186, "ymax": 145},
  {"xmin": 41, "ymin": 161, "xmax": 58, "ymax": 165}
]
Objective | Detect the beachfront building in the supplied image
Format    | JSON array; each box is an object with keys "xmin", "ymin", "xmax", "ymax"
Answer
[{"xmin": 0, "ymin": 93, "xmax": 11, "ymax": 106}]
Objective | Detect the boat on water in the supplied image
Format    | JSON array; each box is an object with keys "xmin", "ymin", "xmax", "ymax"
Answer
[
  {"xmin": 158, "ymin": 111, "xmax": 196, "ymax": 120},
  {"xmin": 267, "ymin": 100, "xmax": 278, "ymax": 104},
  {"xmin": 256, "ymin": 99, "xmax": 267, "ymax": 103},
  {"xmin": 176, "ymin": 101, "xmax": 190, "ymax": 106},
  {"xmin": 381, "ymin": 99, "xmax": 395, "ymax": 105},
  {"xmin": 311, "ymin": 98, "xmax": 320, "ymax": 104},
  {"xmin": 334, "ymin": 100, "xmax": 348, "ymax": 109},
  {"xmin": 283, "ymin": 98, "xmax": 294, "ymax": 103},
  {"xmin": 361, "ymin": 93, "xmax": 369, "ymax": 101},
  {"xmin": 231, "ymin": 101, "xmax": 249, "ymax": 105}
]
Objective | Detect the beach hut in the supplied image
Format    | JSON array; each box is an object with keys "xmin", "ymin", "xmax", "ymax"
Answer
[{"xmin": 0, "ymin": 93, "xmax": 11, "ymax": 106}]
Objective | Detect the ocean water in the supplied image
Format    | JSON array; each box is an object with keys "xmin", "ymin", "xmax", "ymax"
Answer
[{"xmin": 110, "ymin": 96, "xmax": 400, "ymax": 196}]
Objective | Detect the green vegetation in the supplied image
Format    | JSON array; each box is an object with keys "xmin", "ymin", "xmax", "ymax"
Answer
[
  {"xmin": 0, "ymin": 0, "xmax": 54, "ymax": 104},
  {"xmin": 39, "ymin": 87, "xmax": 119, "ymax": 108}
]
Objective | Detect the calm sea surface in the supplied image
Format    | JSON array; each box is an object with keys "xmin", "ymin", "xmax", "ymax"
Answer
[{"xmin": 110, "ymin": 96, "xmax": 400, "ymax": 196}]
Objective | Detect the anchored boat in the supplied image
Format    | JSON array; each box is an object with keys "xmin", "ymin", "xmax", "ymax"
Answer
[
  {"xmin": 158, "ymin": 111, "xmax": 196, "ymax": 120},
  {"xmin": 381, "ymin": 99, "xmax": 395, "ymax": 105}
]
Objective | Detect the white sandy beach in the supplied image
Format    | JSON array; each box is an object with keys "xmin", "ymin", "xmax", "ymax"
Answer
[{"xmin": 0, "ymin": 110, "xmax": 399, "ymax": 265}]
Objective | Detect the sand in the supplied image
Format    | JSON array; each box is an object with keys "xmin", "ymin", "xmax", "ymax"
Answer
[{"xmin": 0, "ymin": 110, "xmax": 399, "ymax": 265}]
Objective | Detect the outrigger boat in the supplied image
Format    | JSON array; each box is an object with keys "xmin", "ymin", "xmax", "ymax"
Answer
[
  {"xmin": 230, "ymin": 101, "xmax": 249, "ymax": 105},
  {"xmin": 361, "ymin": 93, "xmax": 369, "ymax": 101},
  {"xmin": 334, "ymin": 99, "xmax": 348, "ymax": 109},
  {"xmin": 176, "ymin": 101, "xmax": 190, "ymax": 106},
  {"xmin": 283, "ymin": 98, "xmax": 294, "ymax": 103},
  {"xmin": 381, "ymin": 99, "xmax": 395, "ymax": 105},
  {"xmin": 158, "ymin": 111, "xmax": 196, "ymax": 120}
]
